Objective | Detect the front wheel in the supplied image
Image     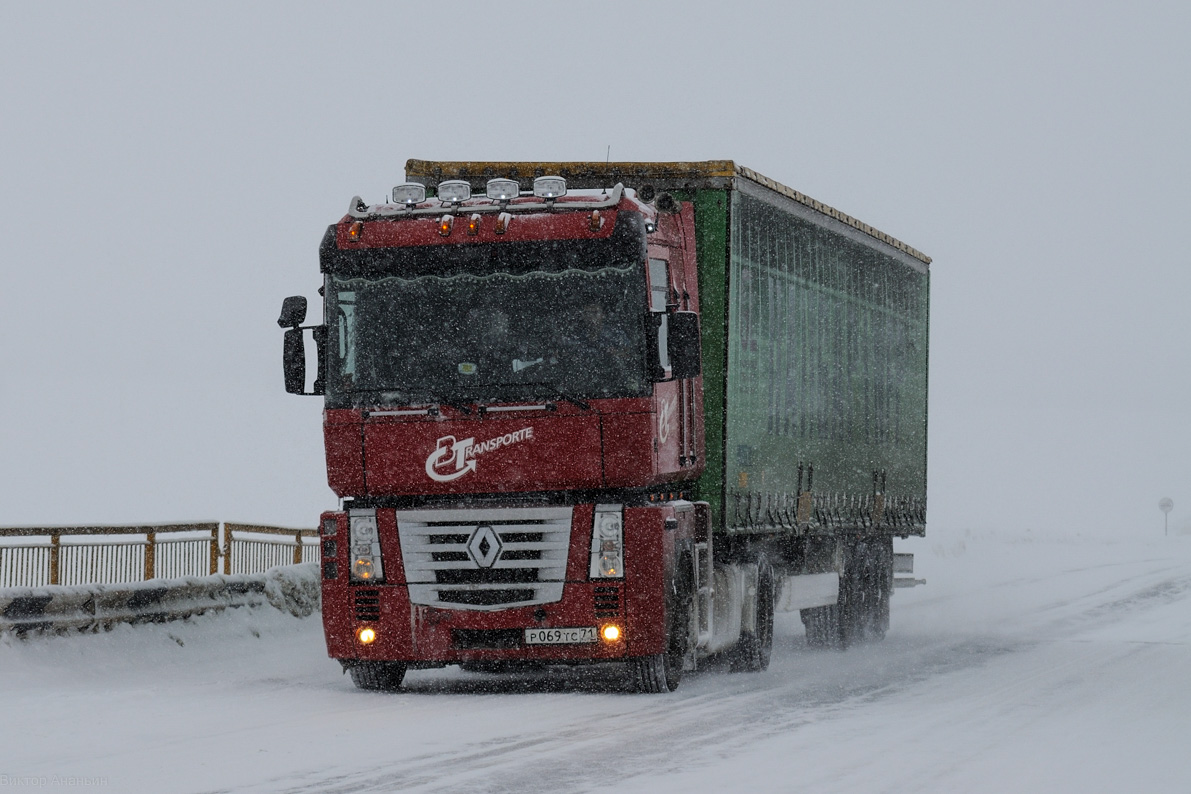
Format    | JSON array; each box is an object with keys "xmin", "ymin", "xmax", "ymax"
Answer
[
  {"xmin": 631, "ymin": 652, "xmax": 682, "ymax": 693},
  {"xmin": 348, "ymin": 661, "xmax": 407, "ymax": 691},
  {"xmin": 632, "ymin": 556, "xmax": 694, "ymax": 693}
]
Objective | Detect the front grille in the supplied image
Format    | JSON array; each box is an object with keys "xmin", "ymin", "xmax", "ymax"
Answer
[
  {"xmin": 397, "ymin": 506, "xmax": 572, "ymax": 611},
  {"xmin": 439, "ymin": 588, "xmax": 536, "ymax": 606},
  {"xmin": 354, "ymin": 589, "xmax": 380, "ymax": 621},
  {"xmin": 452, "ymin": 628, "xmax": 523, "ymax": 649},
  {"xmin": 594, "ymin": 585, "xmax": 620, "ymax": 617}
]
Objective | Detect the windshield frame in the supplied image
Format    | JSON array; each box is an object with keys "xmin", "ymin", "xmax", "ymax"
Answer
[{"xmin": 321, "ymin": 211, "xmax": 650, "ymax": 408}]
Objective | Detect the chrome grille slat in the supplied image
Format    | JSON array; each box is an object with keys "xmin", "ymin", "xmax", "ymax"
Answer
[
  {"xmin": 412, "ymin": 560, "xmax": 568, "ymax": 571},
  {"xmin": 398, "ymin": 506, "xmax": 572, "ymax": 611}
]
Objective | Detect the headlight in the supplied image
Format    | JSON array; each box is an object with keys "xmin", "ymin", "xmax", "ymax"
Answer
[
  {"xmin": 589, "ymin": 504, "xmax": 624, "ymax": 579},
  {"xmin": 349, "ymin": 509, "xmax": 384, "ymax": 582}
]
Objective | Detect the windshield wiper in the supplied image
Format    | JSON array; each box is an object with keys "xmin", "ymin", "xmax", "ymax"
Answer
[
  {"xmin": 438, "ymin": 399, "xmax": 473, "ymax": 415},
  {"xmin": 551, "ymin": 393, "xmax": 591, "ymax": 411}
]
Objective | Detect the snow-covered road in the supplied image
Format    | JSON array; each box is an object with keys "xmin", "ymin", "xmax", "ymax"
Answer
[{"xmin": 3, "ymin": 530, "xmax": 1189, "ymax": 793}]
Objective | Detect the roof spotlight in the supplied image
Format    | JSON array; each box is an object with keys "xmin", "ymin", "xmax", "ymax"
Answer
[
  {"xmin": 486, "ymin": 178, "xmax": 520, "ymax": 201},
  {"xmin": 437, "ymin": 180, "xmax": 471, "ymax": 204},
  {"xmin": 392, "ymin": 183, "xmax": 426, "ymax": 206},
  {"xmin": 533, "ymin": 176, "xmax": 567, "ymax": 199}
]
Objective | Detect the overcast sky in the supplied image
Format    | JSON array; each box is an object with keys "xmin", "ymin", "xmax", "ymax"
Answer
[{"xmin": 1, "ymin": 1, "xmax": 1187, "ymax": 537}]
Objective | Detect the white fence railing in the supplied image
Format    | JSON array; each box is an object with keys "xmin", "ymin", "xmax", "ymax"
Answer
[{"xmin": 0, "ymin": 523, "xmax": 319, "ymax": 590}]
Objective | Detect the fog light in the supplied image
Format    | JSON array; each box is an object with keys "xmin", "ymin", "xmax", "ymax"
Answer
[
  {"xmin": 357, "ymin": 627, "xmax": 377, "ymax": 645},
  {"xmin": 601, "ymin": 624, "xmax": 621, "ymax": 642}
]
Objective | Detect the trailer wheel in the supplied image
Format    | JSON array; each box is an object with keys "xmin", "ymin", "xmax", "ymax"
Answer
[
  {"xmin": 632, "ymin": 559, "xmax": 693, "ymax": 693},
  {"xmin": 803, "ymin": 538, "xmax": 893, "ymax": 649},
  {"xmin": 801, "ymin": 603, "xmax": 845, "ymax": 649},
  {"xmin": 732, "ymin": 560, "xmax": 775, "ymax": 671},
  {"xmin": 845, "ymin": 538, "xmax": 893, "ymax": 643},
  {"xmin": 348, "ymin": 661, "xmax": 407, "ymax": 691}
]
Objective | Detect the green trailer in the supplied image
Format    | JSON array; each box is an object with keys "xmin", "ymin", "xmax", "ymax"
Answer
[{"xmin": 686, "ymin": 167, "xmax": 929, "ymax": 543}]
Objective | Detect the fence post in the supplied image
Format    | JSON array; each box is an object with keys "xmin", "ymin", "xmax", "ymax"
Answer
[
  {"xmin": 294, "ymin": 531, "xmax": 303, "ymax": 565},
  {"xmin": 144, "ymin": 531, "xmax": 156, "ymax": 580},
  {"xmin": 223, "ymin": 524, "xmax": 232, "ymax": 575},
  {"xmin": 209, "ymin": 525, "xmax": 219, "ymax": 575},
  {"xmin": 50, "ymin": 533, "xmax": 60, "ymax": 585}
]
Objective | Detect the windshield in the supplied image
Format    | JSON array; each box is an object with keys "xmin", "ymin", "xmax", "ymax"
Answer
[{"xmin": 323, "ymin": 222, "xmax": 649, "ymax": 407}]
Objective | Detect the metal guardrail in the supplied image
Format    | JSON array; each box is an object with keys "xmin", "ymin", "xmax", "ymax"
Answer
[
  {"xmin": 0, "ymin": 523, "xmax": 318, "ymax": 589},
  {"xmin": 0, "ymin": 564, "xmax": 322, "ymax": 635}
]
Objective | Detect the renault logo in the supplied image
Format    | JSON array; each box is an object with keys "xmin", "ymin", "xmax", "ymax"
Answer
[{"xmin": 467, "ymin": 525, "xmax": 503, "ymax": 568}]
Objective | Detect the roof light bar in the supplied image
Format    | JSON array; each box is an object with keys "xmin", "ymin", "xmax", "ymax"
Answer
[
  {"xmin": 392, "ymin": 183, "xmax": 426, "ymax": 206},
  {"xmin": 486, "ymin": 178, "xmax": 520, "ymax": 201},
  {"xmin": 437, "ymin": 180, "xmax": 471, "ymax": 204},
  {"xmin": 533, "ymin": 176, "xmax": 567, "ymax": 199}
]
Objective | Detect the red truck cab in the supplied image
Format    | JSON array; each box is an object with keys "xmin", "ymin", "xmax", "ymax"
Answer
[{"xmin": 281, "ymin": 171, "xmax": 707, "ymax": 691}]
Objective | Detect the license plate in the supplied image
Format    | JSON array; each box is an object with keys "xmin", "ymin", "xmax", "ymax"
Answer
[{"xmin": 524, "ymin": 627, "xmax": 598, "ymax": 645}]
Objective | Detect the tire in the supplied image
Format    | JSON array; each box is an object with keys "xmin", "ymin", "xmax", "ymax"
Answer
[
  {"xmin": 801, "ymin": 603, "xmax": 845, "ymax": 649},
  {"xmin": 632, "ymin": 557, "xmax": 694, "ymax": 693},
  {"xmin": 845, "ymin": 538, "xmax": 893, "ymax": 643},
  {"xmin": 802, "ymin": 537, "xmax": 893, "ymax": 649},
  {"xmin": 732, "ymin": 560, "xmax": 775, "ymax": 672},
  {"xmin": 348, "ymin": 661, "xmax": 407, "ymax": 691},
  {"xmin": 632, "ymin": 652, "xmax": 680, "ymax": 693}
]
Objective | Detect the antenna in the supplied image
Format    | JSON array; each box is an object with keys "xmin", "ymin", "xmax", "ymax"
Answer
[{"xmin": 603, "ymin": 145, "xmax": 610, "ymax": 194}]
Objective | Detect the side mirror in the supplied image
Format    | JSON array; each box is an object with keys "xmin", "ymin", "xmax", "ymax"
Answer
[
  {"xmin": 282, "ymin": 326, "xmax": 327, "ymax": 396},
  {"xmin": 278, "ymin": 296, "xmax": 307, "ymax": 328},
  {"xmin": 668, "ymin": 311, "xmax": 701, "ymax": 379},
  {"xmin": 280, "ymin": 293, "xmax": 325, "ymax": 396},
  {"xmin": 283, "ymin": 328, "xmax": 306, "ymax": 394}
]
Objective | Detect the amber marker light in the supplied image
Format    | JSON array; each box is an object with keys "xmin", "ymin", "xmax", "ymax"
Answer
[
  {"xmin": 601, "ymin": 624, "xmax": 621, "ymax": 642},
  {"xmin": 357, "ymin": 627, "xmax": 377, "ymax": 645},
  {"xmin": 589, "ymin": 210, "xmax": 602, "ymax": 232},
  {"xmin": 439, "ymin": 214, "xmax": 454, "ymax": 236},
  {"xmin": 467, "ymin": 214, "xmax": 481, "ymax": 236},
  {"xmin": 348, "ymin": 221, "xmax": 364, "ymax": 241}
]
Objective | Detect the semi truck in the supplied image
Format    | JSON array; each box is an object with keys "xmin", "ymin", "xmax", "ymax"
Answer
[{"xmin": 278, "ymin": 160, "xmax": 929, "ymax": 692}]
